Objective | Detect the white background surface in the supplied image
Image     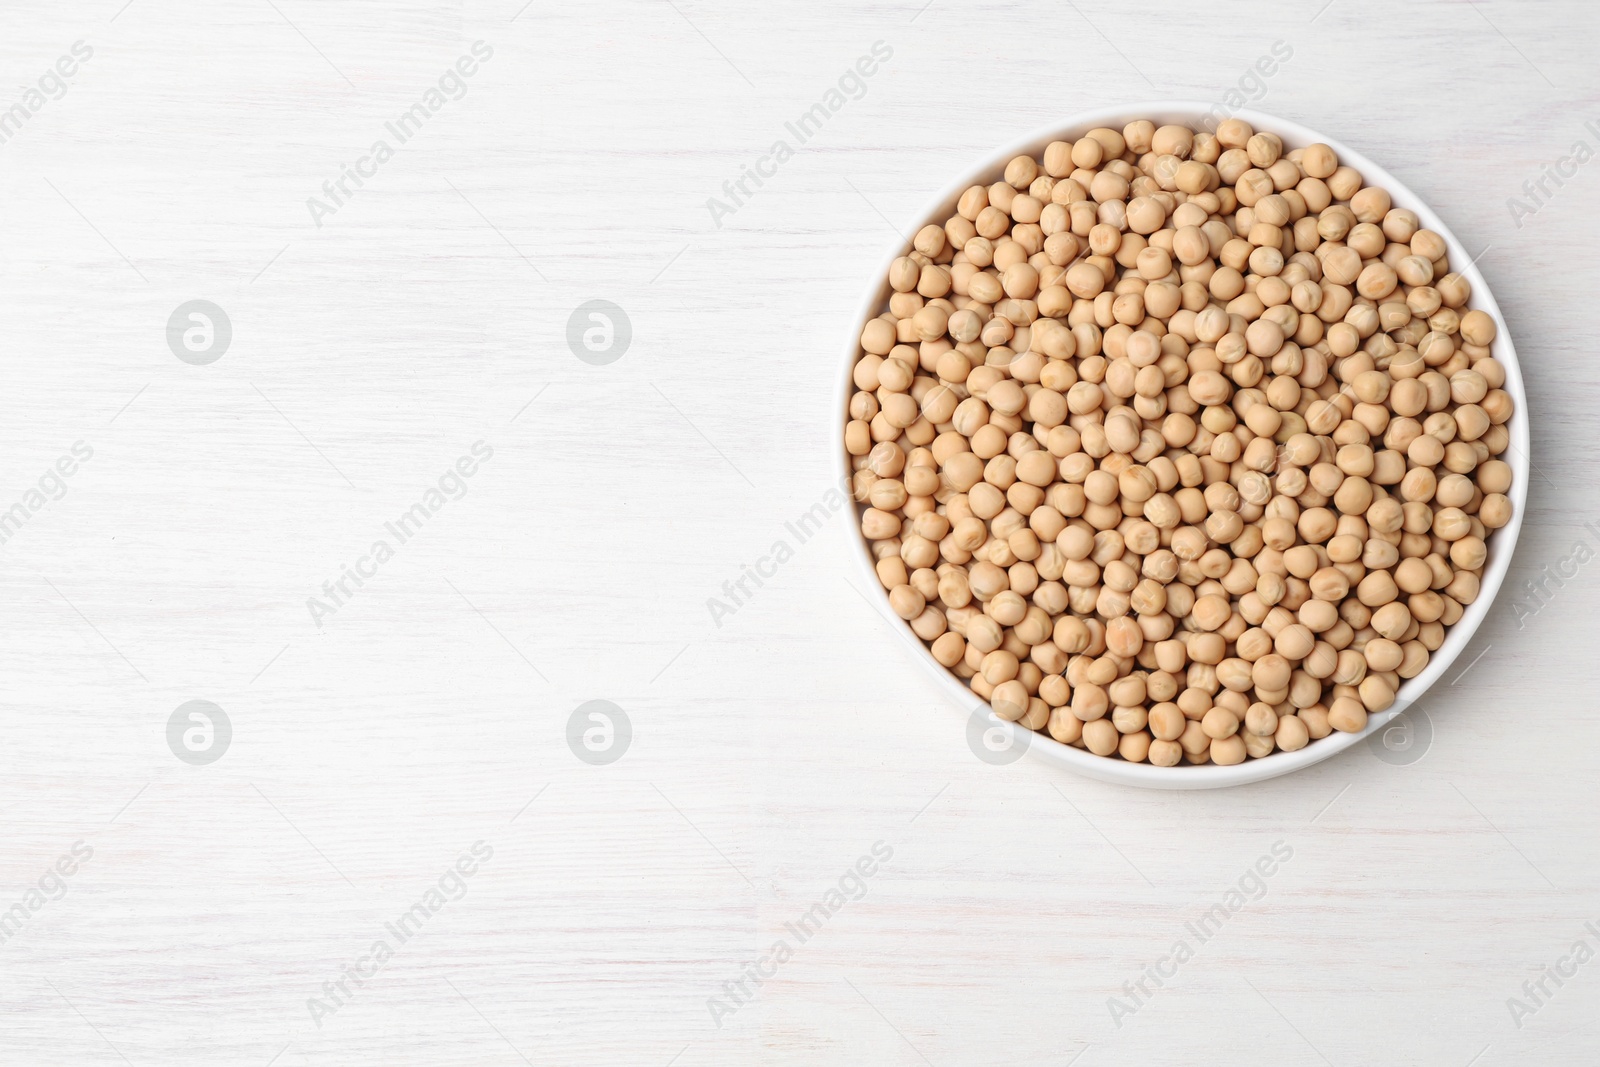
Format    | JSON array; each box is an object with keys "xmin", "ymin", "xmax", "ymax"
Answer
[{"xmin": 0, "ymin": 0, "xmax": 1595, "ymax": 1063}]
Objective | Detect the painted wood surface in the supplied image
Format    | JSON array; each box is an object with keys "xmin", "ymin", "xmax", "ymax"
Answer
[{"xmin": 0, "ymin": 0, "xmax": 1596, "ymax": 1063}]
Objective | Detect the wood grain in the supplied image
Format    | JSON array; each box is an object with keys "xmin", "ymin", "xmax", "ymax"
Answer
[{"xmin": 0, "ymin": 0, "xmax": 1597, "ymax": 1063}]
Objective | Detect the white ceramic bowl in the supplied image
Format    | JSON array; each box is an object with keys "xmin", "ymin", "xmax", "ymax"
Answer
[{"xmin": 839, "ymin": 102, "xmax": 1529, "ymax": 788}]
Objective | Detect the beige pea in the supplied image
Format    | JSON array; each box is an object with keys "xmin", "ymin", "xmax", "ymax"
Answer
[
  {"xmin": 889, "ymin": 579, "xmax": 928, "ymax": 620},
  {"xmin": 1065, "ymin": 261, "xmax": 1106, "ymax": 299},
  {"xmin": 910, "ymin": 606, "xmax": 946, "ymax": 641},
  {"xmin": 1244, "ymin": 702, "xmax": 1278, "ymax": 737},
  {"xmin": 1408, "ymin": 434, "xmax": 1445, "ymax": 467},
  {"xmin": 991, "ymin": 679, "xmax": 1030, "ymax": 721},
  {"xmin": 1274, "ymin": 714, "xmax": 1310, "ymax": 751},
  {"xmin": 1126, "ymin": 197, "xmax": 1167, "ymax": 234},
  {"xmin": 1433, "ymin": 507, "xmax": 1472, "ymax": 541},
  {"xmin": 1358, "ymin": 674, "xmax": 1396, "ymax": 713},
  {"xmin": 913, "ymin": 223, "xmax": 947, "ymax": 258},
  {"xmin": 1210, "ymin": 735, "xmax": 1247, "ymax": 765},
  {"xmin": 1364, "ymin": 638, "xmax": 1404, "ymax": 673},
  {"xmin": 1120, "ymin": 466, "xmax": 1158, "ymax": 503},
  {"xmin": 1396, "ymin": 255, "xmax": 1434, "ymax": 286},
  {"xmin": 1451, "ymin": 535, "xmax": 1487, "ymax": 570},
  {"xmin": 1119, "ymin": 731, "xmax": 1153, "ymax": 763},
  {"xmin": 1201, "ymin": 706, "xmax": 1240, "ymax": 739},
  {"xmin": 1251, "ymin": 654, "xmax": 1292, "ymax": 692},
  {"xmin": 1480, "ymin": 494, "xmax": 1513, "ymax": 529},
  {"xmin": 868, "ymin": 478, "xmax": 909, "ymax": 512},
  {"xmin": 1152, "ymin": 124, "xmax": 1194, "ymax": 158},
  {"xmin": 1082, "ymin": 718, "xmax": 1120, "ymax": 756},
  {"xmin": 1191, "ymin": 594, "xmax": 1232, "ymax": 632},
  {"xmin": 889, "ymin": 256, "xmax": 923, "ymax": 293},
  {"xmin": 987, "ymin": 379, "xmax": 1027, "ymax": 417},
  {"xmin": 861, "ymin": 508, "xmax": 901, "ymax": 540},
  {"xmin": 1370, "ymin": 601, "xmax": 1412, "ymax": 640},
  {"xmin": 981, "ymin": 648, "xmax": 1020, "ymax": 686},
  {"xmin": 1105, "ymin": 414, "xmax": 1141, "ymax": 454},
  {"xmin": 1072, "ymin": 682, "xmax": 1109, "ymax": 722},
  {"xmin": 1172, "ymin": 225, "xmax": 1211, "ymax": 266},
  {"xmin": 1455, "ymin": 404, "xmax": 1491, "ymax": 442},
  {"xmin": 1002, "ymin": 263, "xmax": 1040, "ymax": 299},
  {"xmin": 1476, "ymin": 459, "xmax": 1512, "ymax": 494},
  {"xmin": 1357, "ymin": 261, "xmax": 1399, "ymax": 300},
  {"xmin": 1149, "ymin": 702, "xmax": 1186, "ymax": 741},
  {"xmin": 947, "ymin": 308, "xmax": 982, "ymax": 344},
  {"xmin": 1174, "ymin": 159, "xmax": 1213, "ymax": 195},
  {"xmin": 1274, "ymin": 623, "xmax": 1315, "ymax": 660},
  {"xmin": 1188, "ymin": 370, "xmax": 1232, "ymax": 405},
  {"xmin": 1298, "ymin": 143, "xmax": 1336, "ymax": 178},
  {"xmin": 1105, "ymin": 617, "xmax": 1144, "ymax": 659},
  {"xmin": 988, "ymin": 590, "xmax": 1027, "ymax": 626},
  {"xmin": 1245, "ymin": 318, "xmax": 1285, "ymax": 357},
  {"xmin": 1327, "ymin": 696, "xmax": 1368, "ymax": 733},
  {"xmin": 1243, "ymin": 704, "xmax": 1285, "ymax": 748},
  {"xmin": 1460, "ymin": 309, "xmax": 1497, "ymax": 346},
  {"xmin": 931, "ymin": 631, "xmax": 966, "ymax": 667},
  {"xmin": 1048, "ymin": 706, "xmax": 1084, "ymax": 745},
  {"xmin": 967, "ymin": 614, "xmax": 1004, "ymax": 654}
]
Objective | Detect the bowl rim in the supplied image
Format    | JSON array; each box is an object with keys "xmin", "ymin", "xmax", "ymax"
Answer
[{"xmin": 837, "ymin": 100, "xmax": 1530, "ymax": 789}]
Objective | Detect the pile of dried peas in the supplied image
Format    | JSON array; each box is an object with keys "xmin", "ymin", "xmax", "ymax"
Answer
[{"xmin": 844, "ymin": 118, "xmax": 1515, "ymax": 767}]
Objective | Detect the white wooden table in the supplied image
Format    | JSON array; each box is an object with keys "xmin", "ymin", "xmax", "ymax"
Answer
[{"xmin": 1, "ymin": 0, "xmax": 1595, "ymax": 1063}]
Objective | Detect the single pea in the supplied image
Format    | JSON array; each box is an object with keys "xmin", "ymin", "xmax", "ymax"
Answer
[
  {"xmin": 1210, "ymin": 735, "xmax": 1247, "ymax": 765},
  {"xmin": 1275, "ymin": 714, "xmax": 1310, "ymax": 751},
  {"xmin": 1082, "ymin": 718, "xmax": 1119, "ymax": 755}
]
